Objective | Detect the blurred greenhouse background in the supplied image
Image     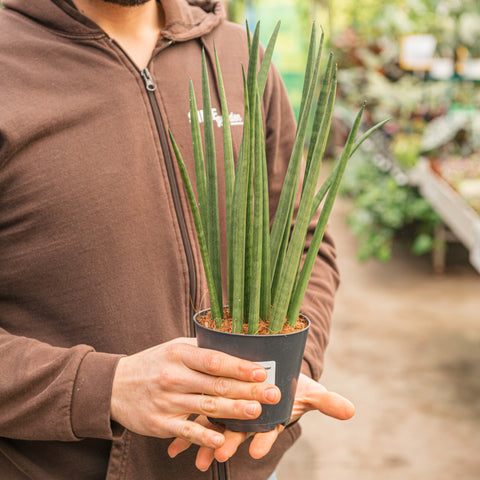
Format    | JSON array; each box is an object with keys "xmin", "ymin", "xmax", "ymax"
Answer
[{"xmin": 226, "ymin": 0, "xmax": 480, "ymax": 269}]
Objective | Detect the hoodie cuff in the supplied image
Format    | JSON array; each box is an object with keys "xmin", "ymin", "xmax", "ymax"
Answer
[
  {"xmin": 71, "ymin": 351, "xmax": 124, "ymax": 440},
  {"xmin": 301, "ymin": 359, "xmax": 313, "ymax": 379},
  {"xmin": 301, "ymin": 353, "xmax": 324, "ymax": 380}
]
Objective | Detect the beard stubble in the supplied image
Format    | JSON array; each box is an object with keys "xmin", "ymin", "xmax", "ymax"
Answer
[{"xmin": 102, "ymin": 0, "xmax": 152, "ymax": 5}]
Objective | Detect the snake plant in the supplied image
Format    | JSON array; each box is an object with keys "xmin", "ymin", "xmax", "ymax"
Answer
[{"xmin": 169, "ymin": 22, "xmax": 387, "ymax": 334}]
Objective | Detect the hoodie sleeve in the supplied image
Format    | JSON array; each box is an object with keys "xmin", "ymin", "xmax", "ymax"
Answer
[
  {"xmin": 262, "ymin": 63, "xmax": 340, "ymax": 381},
  {"xmin": 0, "ymin": 327, "xmax": 123, "ymax": 441}
]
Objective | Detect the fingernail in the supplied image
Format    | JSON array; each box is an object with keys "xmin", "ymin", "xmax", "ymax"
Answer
[
  {"xmin": 265, "ymin": 387, "xmax": 279, "ymax": 403},
  {"xmin": 245, "ymin": 403, "xmax": 260, "ymax": 417},
  {"xmin": 253, "ymin": 369, "xmax": 266, "ymax": 382}
]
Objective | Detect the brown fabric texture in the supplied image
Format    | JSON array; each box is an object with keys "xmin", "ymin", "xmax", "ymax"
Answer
[{"xmin": 0, "ymin": 0, "xmax": 340, "ymax": 478}]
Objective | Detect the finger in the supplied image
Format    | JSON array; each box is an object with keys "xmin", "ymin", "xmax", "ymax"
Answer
[
  {"xmin": 314, "ymin": 391, "xmax": 355, "ymax": 420},
  {"xmin": 214, "ymin": 429, "xmax": 250, "ymax": 463},
  {"xmin": 292, "ymin": 376, "xmax": 355, "ymax": 421},
  {"xmin": 168, "ymin": 437, "xmax": 190, "ymax": 459},
  {"xmin": 180, "ymin": 345, "xmax": 269, "ymax": 383},
  {"xmin": 168, "ymin": 393, "xmax": 263, "ymax": 421},
  {"xmin": 202, "ymin": 376, "xmax": 280, "ymax": 404},
  {"xmin": 248, "ymin": 426, "xmax": 283, "ymax": 459},
  {"xmin": 194, "ymin": 419, "xmax": 225, "ymax": 471},
  {"xmin": 169, "ymin": 417, "xmax": 224, "ymax": 471},
  {"xmin": 172, "ymin": 369, "xmax": 280, "ymax": 404},
  {"xmin": 168, "ymin": 337, "xmax": 197, "ymax": 346},
  {"xmin": 196, "ymin": 445, "xmax": 216, "ymax": 472},
  {"xmin": 292, "ymin": 390, "xmax": 354, "ymax": 421},
  {"xmin": 168, "ymin": 416, "xmax": 221, "ymax": 459},
  {"xmin": 167, "ymin": 419, "xmax": 225, "ymax": 450}
]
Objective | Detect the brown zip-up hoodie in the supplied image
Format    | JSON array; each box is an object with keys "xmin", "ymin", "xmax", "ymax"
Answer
[{"xmin": 0, "ymin": 0, "xmax": 340, "ymax": 478}]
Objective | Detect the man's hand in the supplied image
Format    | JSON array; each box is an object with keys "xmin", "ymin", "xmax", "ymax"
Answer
[
  {"xmin": 167, "ymin": 373, "xmax": 355, "ymax": 471},
  {"xmin": 110, "ymin": 338, "xmax": 281, "ymax": 450}
]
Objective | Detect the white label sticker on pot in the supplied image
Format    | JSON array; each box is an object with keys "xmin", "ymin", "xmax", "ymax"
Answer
[{"xmin": 256, "ymin": 361, "xmax": 276, "ymax": 386}]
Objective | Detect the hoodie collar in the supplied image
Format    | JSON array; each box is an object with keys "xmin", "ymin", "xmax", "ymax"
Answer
[
  {"xmin": 2, "ymin": 0, "xmax": 225, "ymax": 41},
  {"xmin": 162, "ymin": 0, "xmax": 225, "ymax": 42}
]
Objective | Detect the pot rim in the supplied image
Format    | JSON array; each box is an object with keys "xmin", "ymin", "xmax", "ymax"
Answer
[{"xmin": 193, "ymin": 307, "xmax": 311, "ymax": 338}]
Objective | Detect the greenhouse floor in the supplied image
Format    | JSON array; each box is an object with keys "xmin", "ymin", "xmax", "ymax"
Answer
[{"xmin": 277, "ymin": 198, "xmax": 480, "ymax": 480}]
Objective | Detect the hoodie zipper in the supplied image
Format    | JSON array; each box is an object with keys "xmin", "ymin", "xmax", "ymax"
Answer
[
  {"xmin": 216, "ymin": 461, "xmax": 227, "ymax": 480},
  {"xmin": 140, "ymin": 65, "xmax": 197, "ymax": 334},
  {"xmin": 110, "ymin": 38, "xmax": 197, "ymax": 334}
]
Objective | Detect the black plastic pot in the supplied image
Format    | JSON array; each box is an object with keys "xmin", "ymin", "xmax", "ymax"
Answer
[{"xmin": 194, "ymin": 309, "xmax": 310, "ymax": 432}]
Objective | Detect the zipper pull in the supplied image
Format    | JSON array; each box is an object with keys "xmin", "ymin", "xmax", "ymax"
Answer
[{"xmin": 141, "ymin": 67, "xmax": 157, "ymax": 92}]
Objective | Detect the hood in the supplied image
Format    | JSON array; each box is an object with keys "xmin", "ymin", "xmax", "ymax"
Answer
[{"xmin": 1, "ymin": 0, "xmax": 225, "ymax": 42}]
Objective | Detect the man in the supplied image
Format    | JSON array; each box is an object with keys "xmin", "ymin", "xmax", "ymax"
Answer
[{"xmin": 0, "ymin": 0, "xmax": 353, "ymax": 479}]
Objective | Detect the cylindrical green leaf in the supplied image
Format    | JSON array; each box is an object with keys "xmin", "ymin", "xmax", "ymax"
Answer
[
  {"xmin": 287, "ymin": 105, "xmax": 366, "ymax": 325},
  {"xmin": 259, "ymin": 115, "xmax": 271, "ymax": 321},
  {"xmin": 214, "ymin": 45, "xmax": 235, "ymax": 311},
  {"xmin": 269, "ymin": 67, "xmax": 337, "ymax": 333},
  {"xmin": 243, "ymin": 23, "xmax": 260, "ymax": 324},
  {"xmin": 202, "ymin": 50, "xmax": 223, "ymax": 310},
  {"xmin": 257, "ymin": 21, "xmax": 281, "ymax": 100},
  {"xmin": 248, "ymin": 91, "xmax": 265, "ymax": 334},
  {"xmin": 303, "ymin": 53, "xmax": 333, "ymax": 192},
  {"xmin": 230, "ymin": 71, "xmax": 251, "ymax": 333},
  {"xmin": 269, "ymin": 31, "xmax": 323, "ymax": 290},
  {"xmin": 189, "ymin": 81, "xmax": 208, "ymax": 233},
  {"xmin": 169, "ymin": 130, "xmax": 222, "ymax": 324},
  {"xmin": 297, "ymin": 24, "xmax": 321, "ymax": 122}
]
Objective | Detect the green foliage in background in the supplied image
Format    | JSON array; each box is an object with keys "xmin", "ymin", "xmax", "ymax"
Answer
[
  {"xmin": 229, "ymin": 0, "xmax": 480, "ymax": 56},
  {"xmin": 340, "ymin": 151, "xmax": 441, "ymax": 262},
  {"xmin": 325, "ymin": 0, "xmax": 480, "ymax": 56},
  {"xmin": 228, "ymin": 0, "xmax": 479, "ymax": 266},
  {"xmin": 325, "ymin": 0, "xmax": 479, "ymax": 263}
]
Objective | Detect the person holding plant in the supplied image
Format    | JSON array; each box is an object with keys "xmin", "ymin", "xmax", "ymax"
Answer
[{"xmin": 0, "ymin": 0, "xmax": 354, "ymax": 479}]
